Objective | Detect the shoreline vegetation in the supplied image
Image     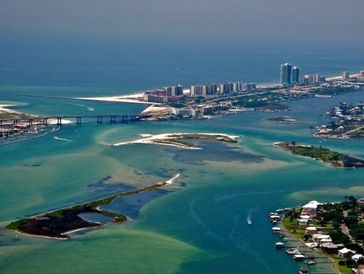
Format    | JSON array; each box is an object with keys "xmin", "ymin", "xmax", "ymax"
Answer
[
  {"xmin": 6, "ymin": 174, "xmax": 180, "ymax": 240},
  {"xmin": 112, "ymin": 133, "xmax": 239, "ymax": 149},
  {"xmin": 275, "ymin": 142, "xmax": 364, "ymax": 168}
]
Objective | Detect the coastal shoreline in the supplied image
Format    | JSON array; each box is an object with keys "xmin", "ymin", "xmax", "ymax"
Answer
[
  {"xmin": 278, "ymin": 218, "xmax": 340, "ymax": 274},
  {"xmin": 6, "ymin": 173, "xmax": 180, "ymax": 240},
  {"xmin": 274, "ymin": 142, "xmax": 364, "ymax": 168}
]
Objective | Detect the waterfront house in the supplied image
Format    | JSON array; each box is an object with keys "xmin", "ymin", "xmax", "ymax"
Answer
[
  {"xmin": 352, "ymin": 254, "xmax": 364, "ymax": 262},
  {"xmin": 319, "ymin": 238, "xmax": 333, "ymax": 245},
  {"xmin": 305, "ymin": 227, "xmax": 318, "ymax": 234},
  {"xmin": 298, "ymin": 218, "xmax": 309, "ymax": 226},
  {"xmin": 339, "ymin": 247, "xmax": 355, "ymax": 258},
  {"xmin": 321, "ymin": 243, "xmax": 339, "ymax": 254},
  {"xmin": 298, "ymin": 215, "xmax": 310, "ymax": 226},
  {"xmin": 355, "ymin": 264, "xmax": 364, "ymax": 274},
  {"xmin": 301, "ymin": 200, "xmax": 321, "ymax": 217},
  {"xmin": 312, "ymin": 234, "xmax": 331, "ymax": 244}
]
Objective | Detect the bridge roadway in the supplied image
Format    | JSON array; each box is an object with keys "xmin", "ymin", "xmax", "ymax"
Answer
[{"xmin": 0, "ymin": 114, "xmax": 142, "ymax": 127}]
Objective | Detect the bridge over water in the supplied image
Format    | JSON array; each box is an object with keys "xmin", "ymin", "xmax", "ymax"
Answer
[{"xmin": 0, "ymin": 114, "xmax": 142, "ymax": 127}]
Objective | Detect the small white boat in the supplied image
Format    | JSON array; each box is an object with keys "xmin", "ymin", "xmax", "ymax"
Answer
[
  {"xmin": 247, "ymin": 216, "xmax": 252, "ymax": 225},
  {"xmin": 286, "ymin": 248, "xmax": 300, "ymax": 255},
  {"xmin": 272, "ymin": 227, "xmax": 281, "ymax": 233},
  {"xmin": 294, "ymin": 254, "xmax": 305, "ymax": 261},
  {"xmin": 275, "ymin": 242, "xmax": 285, "ymax": 249}
]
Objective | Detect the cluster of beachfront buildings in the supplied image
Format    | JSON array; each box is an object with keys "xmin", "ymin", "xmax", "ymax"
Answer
[
  {"xmin": 315, "ymin": 102, "xmax": 364, "ymax": 138},
  {"xmin": 143, "ymin": 66, "xmax": 364, "ymax": 105},
  {"xmin": 143, "ymin": 82, "xmax": 257, "ymax": 104}
]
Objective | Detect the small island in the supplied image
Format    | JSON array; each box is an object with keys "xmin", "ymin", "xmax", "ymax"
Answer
[
  {"xmin": 267, "ymin": 116, "xmax": 297, "ymax": 123},
  {"xmin": 112, "ymin": 133, "xmax": 239, "ymax": 149},
  {"xmin": 6, "ymin": 177, "xmax": 178, "ymax": 239},
  {"xmin": 275, "ymin": 142, "xmax": 364, "ymax": 168}
]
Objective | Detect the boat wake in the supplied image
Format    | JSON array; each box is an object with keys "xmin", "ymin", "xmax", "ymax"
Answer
[
  {"xmin": 65, "ymin": 102, "xmax": 95, "ymax": 111},
  {"xmin": 246, "ymin": 214, "xmax": 252, "ymax": 225},
  {"xmin": 165, "ymin": 173, "xmax": 180, "ymax": 185},
  {"xmin": 54, "ymin": 136, "xmax": 73, "ymax": 142},
  {"xmin": 247, "ymin": 208, "xmax": 256, "ymax": 225}
]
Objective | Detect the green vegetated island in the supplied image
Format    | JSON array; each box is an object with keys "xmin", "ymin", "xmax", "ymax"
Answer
[
  {"xmin": 275, "ymin": 142, "xmax": 364, "ymax": 168},
  {"xmin": 6, "ymin": 182, "xmax": 171, "ymax": 239}
]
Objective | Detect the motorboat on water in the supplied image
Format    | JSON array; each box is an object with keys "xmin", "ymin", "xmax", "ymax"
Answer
[
  {"xmin": 285, "ymin": 247, "xmax": 300, "ymax": 255},
  {"xmin": 299, "ymin": 267, "xmax": 310, "ymax": 274},
  {"xmin": 275, "ymin": 242, "xmax": 285, "ymax": 249},
  {"xmin": 294, "ymin": 254, "xmax": 305, "ymax": 261},
  {"xmin": 247, "ymin": 216, "xmax": 252, "ymax": 225}
]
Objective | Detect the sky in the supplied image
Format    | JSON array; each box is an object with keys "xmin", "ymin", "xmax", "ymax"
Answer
[{"xmin": 0, "ymin": 0, "xmax": 363, "ymax": 46}]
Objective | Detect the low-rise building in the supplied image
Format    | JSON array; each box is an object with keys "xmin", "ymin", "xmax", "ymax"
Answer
[
  {"xmin": 305, "ymin": 227, "xmax": 319, "ymax": 234},
  {"xmin": 338, "ymin": 247, "xmax": 355, "ymax": 258},
  {"xmin": 321, "ymin": 243, "xmax": 339, "ymax": 254},
  {"xmin": 352, "ymin": 254, "xmax": 364, "ymax": 262}
]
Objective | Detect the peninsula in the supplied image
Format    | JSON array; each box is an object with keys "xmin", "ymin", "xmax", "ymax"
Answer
[
  {"xmin": 79, "ymin": 68, "xmax": 364, "ymax": 121},
  {"xmin": 6, "ymin": 175, "xmax": 179, "ymax": 239},
  {"xmin": 275, "ymin": 142, "xmax": 364, "ymax": 168},
  {"xmin": 315, "ymin": 102, "xmax": 364, "ymax": 139}
]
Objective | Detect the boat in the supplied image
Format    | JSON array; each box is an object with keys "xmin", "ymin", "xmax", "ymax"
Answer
[
  {"xmin": 306, "ymin": 258, "xmax": 316, "ymax": 265},
  {"xmin": 275, "ymin": 242, "xmax": 285, "ymax": 249},
  {"xmin": 247, "ymin": 215, "xmax": 252, "ymax": 225},
  {"xmin": 294, "ymin": 254, "xmax": 305, "ymax": 261},
  {"xmin": 299, "ymin": 267, "xmax": 310, "ymax": 274},
  {"xmin": 286, "ymin": 248, "xmax": 300, "ymax": 255},
  {"xmin": 272, "ymin": 227, "xmax": 281, "ymax": 233},
  {"xmin": 269, "ymin": 212, "xmax": 280, "ymax": 222}
]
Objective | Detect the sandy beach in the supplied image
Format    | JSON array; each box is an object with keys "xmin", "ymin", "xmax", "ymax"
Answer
[
  {"xmin": 0, "ymin": 104, "xmax": 20, "ymax": 114},
  {"xmin": 113, "ymin": 132, "xmax": 239, "ymax": 149},
  {"xmin": 77, "ymin": 93, "xmax": 154, "ymax": 105}
]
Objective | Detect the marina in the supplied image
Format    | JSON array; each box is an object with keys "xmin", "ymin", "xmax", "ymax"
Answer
[{"xmin": 268, "ymin": 209, "xmax": 340, "ymax": 273}]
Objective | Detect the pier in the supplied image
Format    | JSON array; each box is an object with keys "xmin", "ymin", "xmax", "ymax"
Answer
[{"xmin": 0, "ymin": 114, "xmax": 141, "ymax": 127}]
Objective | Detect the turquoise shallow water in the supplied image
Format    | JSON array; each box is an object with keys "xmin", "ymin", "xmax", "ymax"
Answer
[{"xmin": 1, "ymin": 86, "xmax": 364, "ymax": 273}]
